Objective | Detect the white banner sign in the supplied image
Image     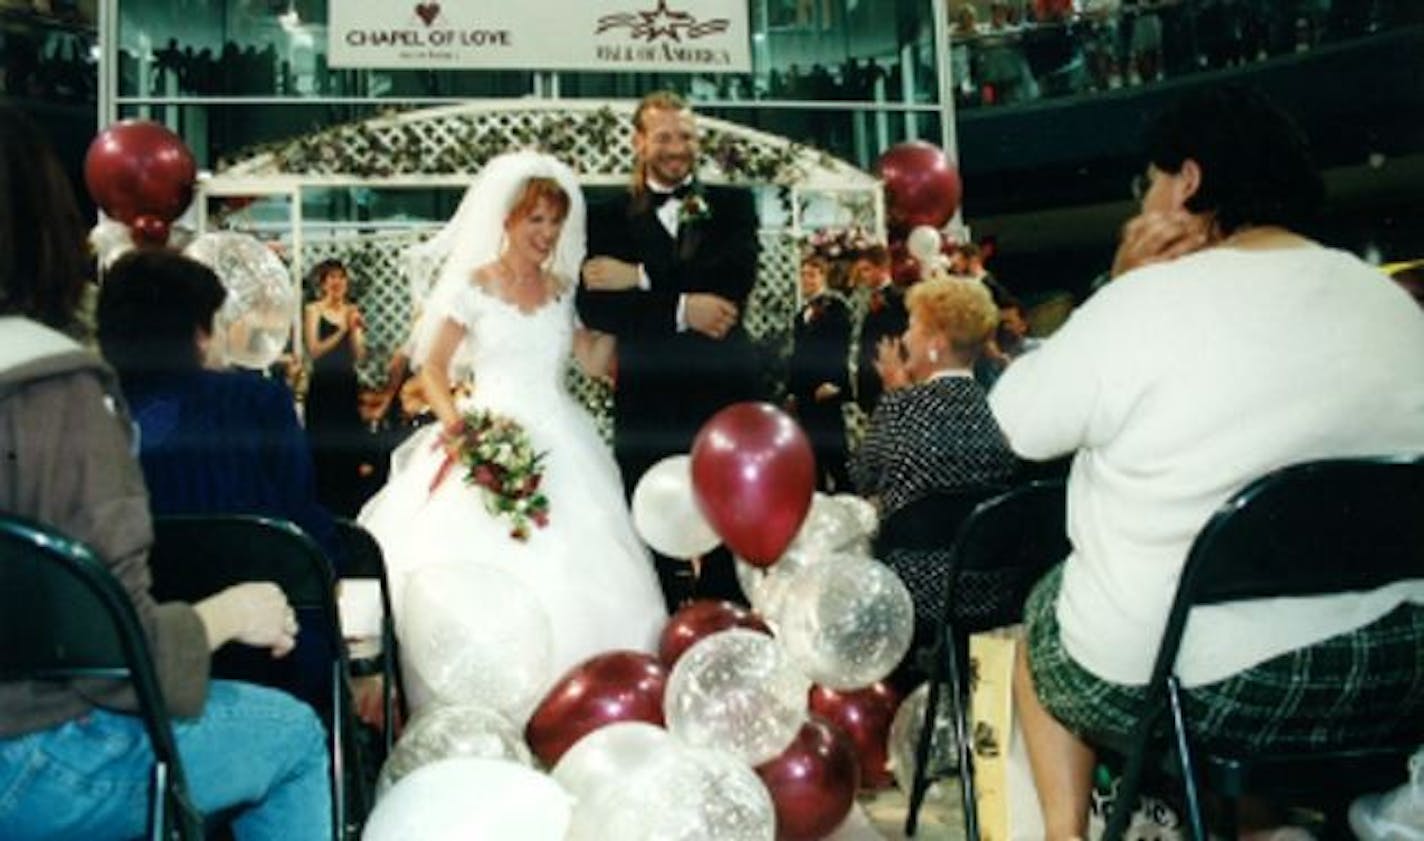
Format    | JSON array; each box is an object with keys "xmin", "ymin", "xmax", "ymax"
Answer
[{"xmin": 328, "ymin": 1, "xmax": 752, "ymax": 73}]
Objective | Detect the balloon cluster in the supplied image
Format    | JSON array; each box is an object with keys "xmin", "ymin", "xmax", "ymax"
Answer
[
  {"xmin": 876, "ymin": 140, "xmax": 962, "ymax": 285},
  {"xmin": 370, "ymin": 402, "xmax": 936, "ymax": 841},
  {"xmin": 84, "ymin": 120, "xmax": 196, "ymax": 248}
]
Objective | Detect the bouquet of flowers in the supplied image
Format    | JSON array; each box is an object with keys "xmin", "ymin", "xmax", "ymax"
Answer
[{"xmin": 431, "ymin": 409, "xmax": 550, "ymax": 541}]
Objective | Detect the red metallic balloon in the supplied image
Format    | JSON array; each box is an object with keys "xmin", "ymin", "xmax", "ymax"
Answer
[
  {"xmin": 808, "ymin": 682, "xmax": 900, "ymax": 790},
  {"xmin": 756, "ymin": 717, "xmax": 860, "ymax": 841},
  {"xmin": 659, "ymin": 599, "xmax": 772, "ymax": 668},
  {"xmin": 889, "ymin": 239, "xmax": 920, "ymax": 287},
  {"xmin": 877, "ymin": 141, "xmax": 962, "ymax": 231},
  {"xmin": 690, "ymin": 402, "xmax": 815, "ymax": 566},
  {"xmin": 83, "ymin": 120, "xmax": 196, "ymax": 227},
  {"xmin": 129, "ymin": 214, "xmax": 171, "ymax": 247},
  {"xmin": 524, "ymin": 650, "xmax": 668, "ymax": 766}
]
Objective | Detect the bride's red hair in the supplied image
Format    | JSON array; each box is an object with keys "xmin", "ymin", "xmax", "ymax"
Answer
[{"xmin": 507, "ymin": 177, "xmax": 570, "ymax": 225}]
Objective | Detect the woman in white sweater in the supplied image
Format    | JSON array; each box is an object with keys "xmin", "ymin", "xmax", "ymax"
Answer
[{"xmin": 990, "ymin": 86, "xmax": 1424, "ymax": 839}]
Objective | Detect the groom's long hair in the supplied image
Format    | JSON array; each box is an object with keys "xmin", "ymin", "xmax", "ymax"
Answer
[{"xmin": 630, "ymin": 90, "xmax": 691, "ymax": 200}]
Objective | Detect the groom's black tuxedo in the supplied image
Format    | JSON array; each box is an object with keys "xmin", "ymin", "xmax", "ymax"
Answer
[
  {"xmin": 579, "ymin": 183, "xmax": 761, "ymax": 492},
  {"xmin": 579, "ymin": 183, "xmax": 761, "ymax": 608}
]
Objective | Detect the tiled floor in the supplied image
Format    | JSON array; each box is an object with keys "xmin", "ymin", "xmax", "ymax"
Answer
[{"xmin": 859, "ymin": 779, "xmax": 966, "ymax": 840}]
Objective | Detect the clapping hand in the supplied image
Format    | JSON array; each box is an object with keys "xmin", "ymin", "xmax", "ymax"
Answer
[
  {"xmin": 874, "ymin": 336, "xmax": 911, "ymax": 391},
  {"xmin": 685, "ymin": 293, "xmax": 739, "ymax": 340},
  {"xmin": 1111, "ymin": 210, "xmax": 1213, "ymax": 279},
  {"xmin": 582, "ymin": 257, "xmax": 642, "ymax": 291},
  {"xmin": 813, "ymin": 382, "xmax": 841, "ymax": 403}
]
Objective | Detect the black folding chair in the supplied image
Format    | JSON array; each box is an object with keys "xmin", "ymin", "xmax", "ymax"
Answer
[
  {"xmin": 0, "ymin": 514, "xmax": 204, "ymax": 841},
  {"xmin": 332, "ymin": 517, "xmax": 408, "ymax": 757},
  {"xmin": 894, "ymin": 480, "xmax": 1070, "ymax": 839},
  {"xmin": 1101, "ymin": 456, "xmax": 1424, "ymax": 841},
  {"xmin": 148, "ymin": 514, "xmax": 370, "ymax": 840}
]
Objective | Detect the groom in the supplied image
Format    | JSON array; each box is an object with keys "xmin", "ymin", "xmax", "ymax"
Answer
[{"xmin": 579, "ymin": 90, "xmax": 760, "ymax": 608}]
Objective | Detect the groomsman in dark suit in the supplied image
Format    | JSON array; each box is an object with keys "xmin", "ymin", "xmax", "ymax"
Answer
[
  {"xmin": 787, "ymin": 255, "xmax": 852, "ymax": 492},
  {"xmin": 578, "ymin": 90, "xmax": 760, "ymax": 608},
  {"xmin": 854, "ymin": 245, "xmax": 908, "ymax": 415}
]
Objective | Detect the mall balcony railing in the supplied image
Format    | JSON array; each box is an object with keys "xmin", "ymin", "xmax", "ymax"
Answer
[{"xmin": 946, "ymin": 0, "xmax": 1423, "ymax": 111}]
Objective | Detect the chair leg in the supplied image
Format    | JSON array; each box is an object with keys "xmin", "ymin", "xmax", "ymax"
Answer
[
  {"xmin": 150, "ymin": 761, "xmax": 167, "ymax": 841},
  {"xmin": 1167, "ymin": 679, "xmax": 1208, "ymax": 841},
  {"xmin": 331, "ymin": 664, "xmax": 347, "ymax": 840},
  {"xmin": 381, "ymin": 620, "xmax": 397, "ymax": 758},
  {"xmin": 944, "ymin": 634, "xmax": 979, "ymax": 841},
  {"xmin": 904, "ymin": 645, "xmax": 944, "ymax": 837},
  {"xmin": 1102, "ymin": 700, "xmax": 1165, "ymax": 841}
]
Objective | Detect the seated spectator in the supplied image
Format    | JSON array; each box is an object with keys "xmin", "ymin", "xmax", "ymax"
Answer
[
  {"xmin": 0, "ymin": 105, "xmax": 330, "ymax": 841},
  {"xmin": 96, "ymin": 250, "xmax": 343, "ymax": 572},
  {"xmin": 853, "ymin": 274, "xmax": 1017, "ymax": 519},
  {"xmin": 787, "ymin": 255, "xmax": 853, "ymax": 492},
  {"xmin": 976, "ymin": 286, "xmax": 1040, "ymax": 388},
  {"xmin": 97, "ymin": 249, "xmax": 347, "ymax": 716},
  {"xmin": 990, "ymin": 86, "xmax": 1424, "ymax": 840},
  {"xmin": 853, "ymin": 274, "xmax": 1018, "ymax": 636}
]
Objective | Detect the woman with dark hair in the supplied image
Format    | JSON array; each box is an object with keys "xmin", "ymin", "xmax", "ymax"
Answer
[
  {"xmin": 0, "ymin": 106, "xmax": 330, "ymax": 840},
  {"xmin": 97, "ymin": 249, "xmax": 343, "ymax": 569},
  {"xmin": 991, "ymin": 87, "xmax": 1424, "ymax": 839},
  {"xmin": 97, "ymin": 249, "xmax": 345, "ymax": 715},
  {"xmin": 303, "ymin": 258, "xmax": 366, "ymax": 514}
]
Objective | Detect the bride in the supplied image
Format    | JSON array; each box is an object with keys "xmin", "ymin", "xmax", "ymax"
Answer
[{"xmin": 359, "ymin": 152, "xmax": 667, "ymax": 717}]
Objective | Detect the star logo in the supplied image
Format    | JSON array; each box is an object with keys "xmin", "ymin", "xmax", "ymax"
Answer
[{"xmin": 596, "ymin": 0, "xmax": 730, "ymax": 42}]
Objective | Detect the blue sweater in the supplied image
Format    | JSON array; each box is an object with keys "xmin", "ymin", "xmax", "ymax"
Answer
[{"xmin": 127, "ymin": 369, "xmax": 344, "ymax": 574}]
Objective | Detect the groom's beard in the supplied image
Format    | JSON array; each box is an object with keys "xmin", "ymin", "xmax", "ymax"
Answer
[{"xmin": 644, "ymin": 156, "xmax": 694, "ymax": 187}]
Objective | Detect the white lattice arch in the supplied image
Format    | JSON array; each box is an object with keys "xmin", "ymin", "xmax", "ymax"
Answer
[
  {"xmin": 200, "ymin": 99, "xmax": 883, "ymax": 435},
  {"xmin": 205, "ymin": 98, "xmax": 881, "ymax": 194}
]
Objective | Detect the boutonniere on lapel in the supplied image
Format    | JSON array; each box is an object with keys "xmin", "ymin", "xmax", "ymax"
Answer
[
  {"xmin": 678, "ymin": 189, "xmax": 712, "ymax": 227},
  {"xmin": 868, "ymin": 289, "xmax": 886, "ymax": 314},
  {"xmin": 805, "ymin": 297, "xmax": 828, "ymax": 323}
]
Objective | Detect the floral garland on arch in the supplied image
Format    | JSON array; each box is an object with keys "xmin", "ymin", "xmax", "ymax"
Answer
[
  {"xmin": 801, "ymin": 226, "xmax": 882, "ymax": 262},
  {"xmin": 218, "ymin": 106, "xmax": 820, "ymax": 190},
  {"xmin": 430, "ymin": 409, "xmax": 550, "ymax": 541}
]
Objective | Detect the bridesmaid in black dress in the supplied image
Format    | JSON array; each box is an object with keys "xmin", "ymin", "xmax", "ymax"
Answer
[{"xmin": 303, "ymin": 259, "xmax": 366, "ymax": 515}]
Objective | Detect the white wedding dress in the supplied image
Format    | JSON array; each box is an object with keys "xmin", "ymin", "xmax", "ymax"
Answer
[{"xmin": 358, "ymin": 276, "xmax": 667, "ymax": 713}]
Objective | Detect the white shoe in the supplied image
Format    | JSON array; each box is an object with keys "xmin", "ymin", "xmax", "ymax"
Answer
[{"xmin": 1350, "ymin": 747, "xmax": 1424, "ymax": 841}]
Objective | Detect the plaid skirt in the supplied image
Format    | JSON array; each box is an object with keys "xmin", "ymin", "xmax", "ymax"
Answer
[{"xmin": 1025, "ymin": 565, "xmax": 1424, "ymax": 750}]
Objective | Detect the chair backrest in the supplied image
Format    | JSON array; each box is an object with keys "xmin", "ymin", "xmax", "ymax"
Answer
[
  {"xmin": 942, "ymin": 479, "xmax": 1070, "ymax": 630},
  {"xmin": 330, "ymin": 517, "xmax": 409, "ymax": 728},
  {"xmin": 1154, "ymin": 455, "xmax": 1424, "ymax": 684},
  {"xmin": 148, "ymin": 515, "xmax": 335, "ymax": 612},
  {"xmin": 875, "ymin": 486, "xmax": 1007, "ymax": 555},
  {"xmin": 332, "ymin": 518, "xmax": 386, "ymax": 582},
  {"xmin": 147, "ymin": 514, "xmax": 362, "ymax": 836},
  {"xmin": 0, "ymin": 514, "xmax": 199, "ymax": 840}
]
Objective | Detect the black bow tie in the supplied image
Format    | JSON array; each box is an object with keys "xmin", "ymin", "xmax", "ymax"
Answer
[{"xmin": 650, "ymin": 183, "xmax": 695, "ymax": 202}]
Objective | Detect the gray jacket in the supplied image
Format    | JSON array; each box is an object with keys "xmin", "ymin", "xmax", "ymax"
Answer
[{"xmin": 0, "ymin": 317, "xmax": 209, "ymax": 736}]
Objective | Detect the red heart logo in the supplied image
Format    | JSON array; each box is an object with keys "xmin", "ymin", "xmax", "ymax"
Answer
[{"xmin": 415, "ymin": 2, "xmax": 440, "ymax": 26}]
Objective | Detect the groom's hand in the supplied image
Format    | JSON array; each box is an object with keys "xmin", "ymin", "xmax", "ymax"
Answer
[
  {"xmin": 582, "ymin": 257, "xmax": 642, "ymax": 290},
  {"xmin": 685, "ymin": 293, "xmax": 739, "ymax": 339}
]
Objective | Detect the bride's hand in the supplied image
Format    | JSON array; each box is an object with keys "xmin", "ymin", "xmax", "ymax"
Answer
[
  {"xmin": 439, "ymin": 418, "xmax": 465, "ymax": 460},
  {"xmin": 582, "ymin": 258, "xmax": 641, "ymax": 291}
]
